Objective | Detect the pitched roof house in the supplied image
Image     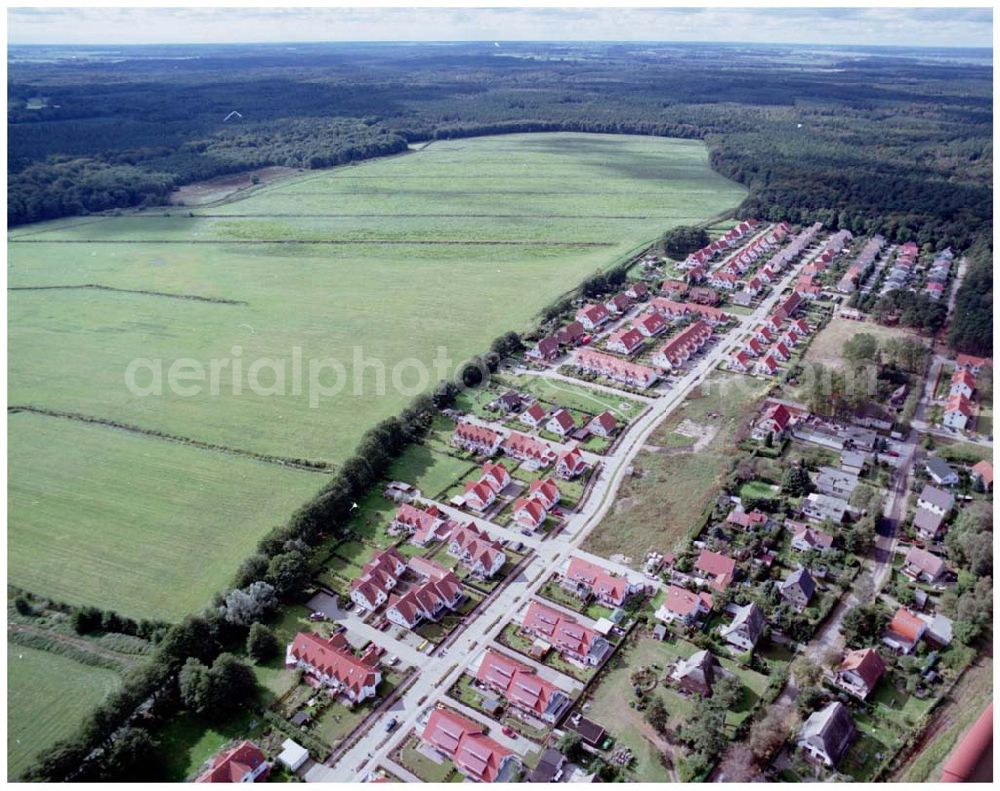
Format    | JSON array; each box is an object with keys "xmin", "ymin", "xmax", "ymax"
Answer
[
  {"xmin": 502, "ymin": 431, "xmax": 557, "ymax": 467},
  {"xmin": 574, "ymin": 349, "xmax": 659, "ymax": 389},
  {"xmin": 520, "ymin": 602, "xmax": 610, "ymax": 666},
  {"xmin": 576, "ymin": 303, "xmax": 610, "ymax": 331},
  {"xmin": 452, "ymin": 421, "xmax": 503, "ymax": 456},
  {"xmin": 589, "ymin": 410, "xmax": 618, "ymax": 437},
  {"xmin": 833, "ymin": 648, "xmax": 886, "ymax": 700},
  {"xmin": 476, "ymin": 649, "xmax": 571, "ymax": 723},
  {"xmin": 349, "ymin": 547, "xmax": 408, "ymax": 610},
  {"xmin": 779, "ymin": 567, "xmax": 816, "ymax": 610},
  {"xmin": 950, "ymin": 368, "xmax": 977, "ymax": 399},
  {"xmin": 196, "ymin": 741, "xmax": 270, "ymax": 783},
  {"xmin": 791, "ymin": 525, "xmax": 834, "ymax": 553},
  {"xmin": 882, "ymin": 608, "xmax": 927, "ymax": 654},
  {"xmin": 562, "ymin": 557, "xmax": 642, "ymax": 607},
  {"xmin": 669, "ymin": 649, "xmax": 722, "ymax": 697},
  {"xmin": 694, "ymin": 549, "xmax": 736, "ymax": 591},
  {"xmin": 513, "ymin": 497, "xmax": 547, "ymax": 531},
  {"xmin": 634, "ymin": 311, "xmax": 667, "ymax": 337},
  {"xmin": 556, "ymin": 448, "xmax": 589, "ymax": 479},
  {"xmin": 422, "ymin": 708, "xmax": 519, "ymax": 783},
  {"xmin": 656, "ymin": 584, "xmax": 713, "ymax": 625},
  {"xmin": 902, "ymin": 546, "xmax": 946, "ymax": 584},
  {"xmin": 527, "ymin": 478, "xmax": 561, "ymax": 510},
  {"xmin": 463, "ymin": 479, "xmax": 497, "ymax": 512},
  {"xmin": 527, "ymin": 337, "xmax": 560, "ymax": 362},
  {"xmin": 520, "ymin": 403, "xmax": 547, "ymax": 427},
  {"xmin": 796, "ymin": 702, "xmax": 856, "ymax": 767},
  {"xmin": 719, "ymin": 601, "xmax": 766, "ymax": 652},
  {"xmin": 943, "ymin": 393, "xmax": 974, "ymax": 430},
  {"xmin": 448, "ymin": 522, "xmax": 507, "ymax": 579},
  {"xmin": 917, "ymin": 485, "xmax": 955, "ymax": 517},
  {"xmin": 545, "ymin": 408, "xmax": 576, "ymax": 437},
  {"xmin": 287, "ymin": 632, "xmax": 382, "ymax": 703},
  {"xmin": 971, "ymin": 460, "xmax": 993, "ymax": 491},
  {"xmin": 606, "ymin": 326, "xmax": 645, "ymax": 356}
]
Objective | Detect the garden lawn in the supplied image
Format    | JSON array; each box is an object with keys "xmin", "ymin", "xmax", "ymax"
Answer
[
  {"xmin": 502, "ymin": 374, "xmax": 646, "ymax": 422},
  {"xmin": 7, "ymin": 411, "xmax": 324, "ymax": 621},
  {"xmin": 7, "ymin": 647, "xmax": 122, "ymax": 780},
  {"xmin": 583, "ymin": 373, "xmax": 769, "ymax": 565}
]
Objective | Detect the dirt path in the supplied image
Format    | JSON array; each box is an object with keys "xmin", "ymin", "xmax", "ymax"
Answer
[{"xmin": 637, "ymin": 720, "xmax": 681, "ymax": 782}]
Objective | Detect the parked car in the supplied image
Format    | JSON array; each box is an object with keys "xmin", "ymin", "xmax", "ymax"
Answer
[
  {"xmin": 387, "ymin": 655, "xmax": 399, "ymax": 666},
  {"xmin": 501, "ymin": 726, "xmax": 517, "ymax": 739},
  {"xmin": 385, "ymin": 717, "xmax": 399, "ymax": 732},
  {"xmin": 308, "ymin": 612, "xmax": 328, "ymax": 622},
  {"xmin": 343, "ymin": 600, "xmax": 355, "ymax": 611}
]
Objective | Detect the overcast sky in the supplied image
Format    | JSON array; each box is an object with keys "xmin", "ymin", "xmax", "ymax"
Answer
[{"xmin": 7, "ymin": 6, "xmax": 993, "ymax": 48}]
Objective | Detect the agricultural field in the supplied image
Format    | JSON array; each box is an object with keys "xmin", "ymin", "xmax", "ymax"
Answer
[
  {"xmin": 7, "ymin": 133, "xmax": 743, "ymax": 613},
  {"xmin": 7, "ymin": 646, "xmax": 122, "ymax": 779},
  {"xmin": 9, "ymin": 134, "xmax": 745, "ymax": 466},
  {"xmin": 583, "ymin": 373, "xmax": 769, "ymax": 565},
  {"xmin": 8, "ymin": 410, "xmax": 324, "ymax": 621}
]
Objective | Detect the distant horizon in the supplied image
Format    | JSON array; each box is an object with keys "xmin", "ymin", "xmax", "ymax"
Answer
[
  {"xmin": 6, "ymin": 39, "xmax": 993, "ymax": 52},
  {"xmin": 7, "ymin": 7, "xmax": 993, "ymax": 49}
]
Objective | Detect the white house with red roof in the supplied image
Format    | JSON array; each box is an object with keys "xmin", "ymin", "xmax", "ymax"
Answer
[
  {"xmin": 462, "ymin": 479, "xmax": 497, "ymax": 512},
  {"xmin": 421, "ymin": 708, "xmax": 520, "ymax": 783},
  {"xmin": 655, "ymin": 584, "xmax": 713, "ymax": 625},
  {"xmin": 634, "ymin": 311, "xmax": 667, "ymax": 337},
  {"xmin": 605, "ymin": 293, "xmax": 632, "ymax": 315},
  {"xmin": 349, "ymin": 547, "xmax": 408, "ymax": 610},
  {"xmin": 606, "ymin": 326, "xmax": 645, "ymax": 356},
  {"xmin": 556, "ymin": 448, "xmax": 589, "ymax": 479},
  {"xmin": 452, "ymin": 421, "xmax": 503, "ymax": 456},
  {"xmin": 502, "ymin": 431, "xmax": 558, "ymax": 467},
  {"xmin": 730, "ymin": 350, "xmax": 752, "ymax": 373},
  {"xmin": 956, "ymin": 353, "xmax": 990, "ymax": 375},
  {"xmin": 574, "ymin": 349, "xmax": 659, "ymax": 388},
  {"xmin": 949, "ymin": 369, "xmax": 976, "ymax": 399},
  {"xmin": 519, "ymin": 403, "xmax": 547, "ymax": 428},
  {"xmin": 391, "ymin": 503, "xmax": 445, "ymax": 540},
  {"xmin": 479, "ymin": 461, "xmax": 511, "ymax": 494},
  {"xmin": 576, "ymin": 303, "xmax": 610, "ymax": 331},
  {"xmin": 833, "ymin": 648, "xmax": 886, "ymax": 700},
  {"xmin": 745, "ymin": 336, "xmax": 764, "ymax": 357},
  {"xmin": 528, "ymin": 478, "xmax": 561, "ymax": 510},
  {"xmin": 386, "ymin": 559, "xmax": 464, "ymax": 630},
  {"xmin": 526, "ymin": 337, "xmax": 560, "ymax": 362},
  {"xmin": 448, "ymin": 522, "xmax": 507, "ymax": 579},
  {"xmin": 751, "ymin": 402, "xmax": 794, "ymax": 440},
  {"xmin": 770, "ymin": 340, "xmax": 791, "ymax": 362},
  {"xmin": 520, "ymin": 602, "xmax": 610, "ymax": 666},
  {"xmin": 588, "ymin": 411, "xmax": 618, "ymax": 437},
  {"xmin": 196, "ymin": 741, "xmax": 270, "ymax": 783},
  {"xmin": 755, "ymin": 324, "xmax": 775, "ymax": 343},
  {"xmin": 286, "ymin": 631, "xmax": 382, "ymax": 704},
  {"xmin": 513, "ymin": 497, "xmax": 547, "ymax": 531},
  {"xmin": 545, "ymin": 408, "xmax": 576, "ymax": 437},
  {"xmin": 755, "ymin": 353, "xmax": 780, "ymax": 376},
  {"xmin": 561, "ymin": 556, "xmax": 644, "ymax": 607},
  {"xmin": 943, "ymin": 393, "xmax": 974, "ymax": 430},
  {"xmin": 625, "ymin": 281, "xmax": 649, "ymax": 300},
  {"xmin": 652, "ymin": 320, "xmax": 712, "ymax": 371},
  {"xmin": 475, "ymin": 649, "xmax": 571, "ymax": 723}
]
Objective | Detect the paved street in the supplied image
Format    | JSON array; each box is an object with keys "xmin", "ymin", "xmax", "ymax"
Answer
[{"xmin": 305, "ymin": 260, "xmax": 814, "ymax": 782}]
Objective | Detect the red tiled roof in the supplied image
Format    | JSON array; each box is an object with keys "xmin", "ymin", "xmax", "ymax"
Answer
[
  {"xmin": 502, "ymin": 430, "xmax": 557, "ymax": 461},
  {"xmin": 565, "ymin": 557, "xmax": 627, "ymax": 604},
  {"xmin": 607, "ymin": 326, "xmax": 645, "ymax": 353},
  {"xmin": 522, "ymin": 602, "xmax": 601, "ymax": 657},
  {"xmin": 289, "ymin": 632, "xmax": 380, "ymax": 697},
  {"xmin": 196, "ymin": 741, "xmax": 268, "ymax": 783},
  {"xmin": 454, "ymin": 421, "xmax": 502, "ymax": 446},
  {"xmin": 695, "ymin": 549, "xmax": 736, "ymax": 590},
  {"xmin": 837, "ymin": 648, "xmax": 886, "ymax": 692},
  {"xmin": 945, "ymin": 393, "xmax": 974, "ymax": 418},
  {"xmin": 548, "ymin": 408, "xmax": 576, "ymax": 432},
  {"xmin": 476, "ymin": 649, "xmax": 563, "ymax": 717},
  {"xmin": 522, "ymin": 403, "xmax": 546, "ymax": 423},
  {"xmin": 663, "ymin": 584, "xmax": 713, "ymax": 616},
  {"xmin": 971, "ymin": 460, "xmax": 993, "ymax": 485},
  {"xmin": 422, "ymin": 709, "xmax": 512, "ymax": 783},
  {"xmin": 591, "ymin": 410, "xmax": 618, "ymax": 433},
  {"xmin": 887, "ymin": 608, "xmax": 925, "ymax": 644},
  {"xmin": 528, "ymin": 478, "xmax": 561, "ymax": 506},
  {"xmin": 951, "ymin": 369, "xmax": 977, "ymax": 390}
]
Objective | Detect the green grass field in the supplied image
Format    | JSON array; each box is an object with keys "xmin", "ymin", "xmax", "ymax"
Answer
[
  {"xmin": 7, "ymin": 647, "xmax": 122, "ymax": 779},
  {"xmin": 9, "ymin": 134, "xmax": 744, "ymax": 466},
  {"xmin": 8, "ymin": 411, "xmax": 324, "ymax": 620}
]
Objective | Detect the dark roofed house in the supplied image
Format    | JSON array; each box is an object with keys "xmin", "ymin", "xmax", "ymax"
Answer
[
  {"xmin": 796, "ymin": 702, "xmax": 856, "ymax": 767},
  {"xmin": 526, "ymin": 749, "xmax": 567, "ymax": 783},
  {"xmin": 925, "ymin": 457, "xmax": 959, "ymax": 486},
  {"xmin": 669, "ymin": 649, "xmax": 722, "ymax": 697},
  {"xmin": 779, "ymin": 567, "xmax": 816, "ymax": 610},
  {"xmin": 913, "ymin": 506, "xmax": 945, "ymax": 542},
  {"xmin": 718, "ymin": 602, "xmax": 766, "ymax": 652},
  {"xmin": 916, "ymin": 485, "xmax": 954, "ymax": 517},
  {"xmin": 564, "ymin": 714, "xmax": 606, "ymax": 748}
]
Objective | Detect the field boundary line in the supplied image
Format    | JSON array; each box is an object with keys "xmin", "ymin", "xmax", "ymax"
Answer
[
  {"xmin": 9, "ymin": 405, "xmax": 333, "ymax": 473},
  {"xmin": 8, "ymin": 283, "xmax": 247, "ymax": 305}
]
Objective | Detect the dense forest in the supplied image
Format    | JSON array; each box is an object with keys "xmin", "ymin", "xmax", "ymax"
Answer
[{"xmin": 8, "ymin": 42, "xmax": 993, "ymax": 349}]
